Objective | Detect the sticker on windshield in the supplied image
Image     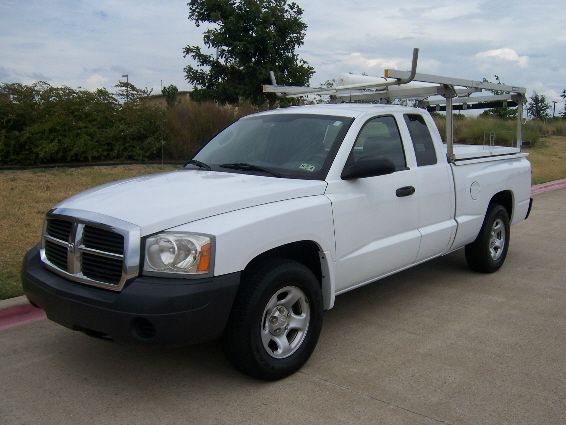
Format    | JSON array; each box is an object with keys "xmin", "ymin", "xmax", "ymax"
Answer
[{"xmin": 299, "ymin": 163, "xmax": 316, "ymax": 172}]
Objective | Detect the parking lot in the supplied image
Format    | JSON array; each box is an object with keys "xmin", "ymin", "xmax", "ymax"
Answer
[{"xmin": 0, "ymin": 188, "xmax": 564, "ymax": 425}]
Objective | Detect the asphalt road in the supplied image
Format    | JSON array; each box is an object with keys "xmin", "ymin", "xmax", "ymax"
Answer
[{"xmin": 1, "ymin": 189, "xmax": 564, "ymax": 425}]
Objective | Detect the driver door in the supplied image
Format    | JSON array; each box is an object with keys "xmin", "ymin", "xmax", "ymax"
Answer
[{"xmin": 326, "ymin": 115, "xmax": 421, "ymax": 293}]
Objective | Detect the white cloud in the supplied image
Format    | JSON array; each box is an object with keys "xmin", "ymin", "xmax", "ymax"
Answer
[
  {"xmin": 530, "ymin": 82, "xmax": 563, "ymax": 103},
  {"xmin": 421, "ymin": 2, "xmax": 480, "ymax": 20},
  {"xmin": 85, "ymin": 73, "xmax": 108, "ymax": 89},
  {"xmin": 475, "ymin": 48, "xmax": 529, "ymax": 68},
  {"xmin": 1, "ymin": 0, "xmax": 565, "ymax": 100},
  {"xmin": 337, "ymin": 53, "xmax": 441, "ymax": 77},
  {"xmin": 344, "ymin": 53, "xmax": 403, "ymax": 71}
]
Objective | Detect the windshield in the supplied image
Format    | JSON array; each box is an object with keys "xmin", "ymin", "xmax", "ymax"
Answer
[{"xmin": 191, "ymin": 114, "xmax": 353, "ymax": 180}]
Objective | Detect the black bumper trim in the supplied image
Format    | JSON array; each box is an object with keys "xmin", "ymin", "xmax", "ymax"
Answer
[{"xmin": 22, "ymin": 247, "xmax": 240, "ymax": 346}]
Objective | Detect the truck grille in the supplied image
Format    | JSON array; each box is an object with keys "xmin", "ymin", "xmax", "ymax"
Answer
[
  {"xmin": 44, "ymin": 239, "xmax": 68, "ymax": 270},
  {"xmin": 46, "ymin": 219, "xmax": 72, "ymax": 242},
  {"xmin": 83, "ymin": 226, "xmax": 124, "ymax": 255},
  {"xmin": 41, "ymin": 213, "xmax": 137, "ymax": 291},
  {"xmin": 82, "ymin": 252, "xmax": 124, "ymax": 284}
]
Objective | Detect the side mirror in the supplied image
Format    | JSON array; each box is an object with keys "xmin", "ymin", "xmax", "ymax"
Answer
[{"xmin": 341, "ymin": 157, "xmax": 396, "ymax": 180}]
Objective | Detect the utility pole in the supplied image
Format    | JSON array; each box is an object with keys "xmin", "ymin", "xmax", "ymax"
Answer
[{"xmin": 121, "ymin": 74, "xmax": 129, "ymax": 102}]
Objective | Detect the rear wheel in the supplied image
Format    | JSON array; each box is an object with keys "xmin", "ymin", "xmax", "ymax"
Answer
[
  {"xmin": 465, "ymin": 204, "xmax": 510, "ymax": 273},
  {"xmin": 223, "ymin": 258, "xmax": 323, "ymax": 380}
]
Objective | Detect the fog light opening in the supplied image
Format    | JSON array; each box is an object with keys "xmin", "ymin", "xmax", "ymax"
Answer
[{"xmin": 131, "ymin": 317, "xmax": 156, "ymax": 340}]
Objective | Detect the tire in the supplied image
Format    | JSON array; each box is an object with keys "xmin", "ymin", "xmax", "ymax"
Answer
[
  {"xmin": 223, "ymin": 258, "xmax": 323, "ymax": 380},
  {"xmin": 465, "ymin": 204, "xmax": 510, "ymax": 273}
]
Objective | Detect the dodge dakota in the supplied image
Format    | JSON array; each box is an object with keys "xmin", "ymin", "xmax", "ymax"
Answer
[{"xmin": 22, "ymin": 104, "xmax": 532, "ymax": 380}]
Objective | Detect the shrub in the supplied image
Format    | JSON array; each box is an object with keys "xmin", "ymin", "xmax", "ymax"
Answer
[
  {"xmin": 544, "ymin": 119, "xmax": 566, "ymax": 137},
  {"xmin": 0, "ymin": 81, "xmax": 264, "ymax": 165},
  {"xmin": 433, "ymin": 116, "xmax": 542, "ymax": 147},
  {"xmin": 0, "ymin": 82, "xmax": 164, "ymax": 165},
  {"xmin": 164, "ymin": 99, "xmax": 259, "ymax": 160}
]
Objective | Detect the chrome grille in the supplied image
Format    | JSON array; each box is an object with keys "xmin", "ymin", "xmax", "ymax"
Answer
[
  {"xmin": 83, "ymin": 226, "xmax": 124, "ymax": 255},
  {"xmin": 82, "ymin": 252, "xmax": 123, "ymax": 284},
  {"xmin": 40, "ymin": 210, "xmax": 140, "ymax": 291},
  {"xmin": 44, "ymin": 239, "xmax": 68, "ymax": 270},
  {"xmin": 46, "ymin": 219, "xmax": 72, "ymax": 242}
]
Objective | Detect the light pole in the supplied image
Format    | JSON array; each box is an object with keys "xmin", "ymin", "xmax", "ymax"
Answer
[{"xmin": 121, "ymin": 74, "xmax": 129, "ymax": 102}]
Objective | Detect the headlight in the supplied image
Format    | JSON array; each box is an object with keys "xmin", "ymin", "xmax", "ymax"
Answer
[{"xmin": 143, "ymin": 233, "xmax": 213, "ymax": 277}]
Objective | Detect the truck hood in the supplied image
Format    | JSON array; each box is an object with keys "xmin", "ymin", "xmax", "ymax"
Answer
[{"xmin": 56, "ymin": 170, "xmax": 327, "ymax": 236}]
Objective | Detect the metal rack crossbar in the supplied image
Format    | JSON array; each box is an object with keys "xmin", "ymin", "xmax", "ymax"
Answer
[
  {"xmin": 334, "ymin": 86, "xmax": 481, "ymax": 102},
  {"xmin": 262, "ymin": 48, "xmax": 527, "ymax": 162}
]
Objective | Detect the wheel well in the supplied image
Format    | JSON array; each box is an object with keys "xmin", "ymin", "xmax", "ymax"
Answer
[
  {"xmin": 244, "ymin": 241, "xmax": 322, "ymax": 284},
  {"xmin": 490, "ymin": 190, "xmax": 513, "ymax": 219}
]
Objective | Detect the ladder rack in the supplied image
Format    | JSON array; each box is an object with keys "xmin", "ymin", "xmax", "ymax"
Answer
[{"xmin": 262, "ymin": 48, "xmax": 527, "ymax": 162}]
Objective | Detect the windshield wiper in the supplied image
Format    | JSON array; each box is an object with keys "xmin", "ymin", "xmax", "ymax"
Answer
[
  {"xmin": 185, "ymin": 159, "xmax": 211, "ymax": 170},
  {"xmin": 219, "ymin": 162, "xmax": 281, "ymax": 177}
]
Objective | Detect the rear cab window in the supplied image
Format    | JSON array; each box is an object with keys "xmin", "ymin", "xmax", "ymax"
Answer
[{"xmin": 403, "ymin": 114, "xmax": 437, "ymax": 166}]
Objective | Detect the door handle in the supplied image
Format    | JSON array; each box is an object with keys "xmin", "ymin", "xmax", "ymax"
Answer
[{"xmin": 396, "ymin": 186, "xmax": 415, "ymax": 197}]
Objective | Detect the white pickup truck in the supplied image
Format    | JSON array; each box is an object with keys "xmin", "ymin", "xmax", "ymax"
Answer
[{"xmin": 22, "ymin": 104, "xmax": 532, "ymax": 380}]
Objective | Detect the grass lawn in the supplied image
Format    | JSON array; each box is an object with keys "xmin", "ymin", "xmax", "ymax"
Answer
[
  {"xmin": 524, "ymin": 136, "xmax": 566, "ymax": 184},
  {"xmin": 1, "ymin": 137, "xmax": 565, "ymax": 300},
  {"xmin": 0, "ymin": 164, "xmax": 176, "ymax": 300}
]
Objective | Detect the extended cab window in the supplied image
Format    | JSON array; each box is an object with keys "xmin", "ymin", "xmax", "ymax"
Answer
[
  {"xmin": 403, "ymin": 114, "xmax": 437, "ymax": 166},
  {"xmin": 349, "ymin": 115, "xmax": 406, "ymax": 171}
]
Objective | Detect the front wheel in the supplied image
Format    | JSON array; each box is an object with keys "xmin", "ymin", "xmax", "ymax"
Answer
[
  {"xmin": 223, "ymin": 259, "xmax": 323, "ymax": 380},
  {"xmin": 465, "ymin": 204, "xmax": 510, "ymax": 273}
]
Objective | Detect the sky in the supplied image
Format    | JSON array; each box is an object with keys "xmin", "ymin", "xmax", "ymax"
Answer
[{"xmin": 1, "ymin": 0, "xmax": 565, "ymax": 112}]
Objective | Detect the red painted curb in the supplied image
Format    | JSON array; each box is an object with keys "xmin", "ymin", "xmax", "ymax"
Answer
[
  {"xmin": 532, "ymin": 178, "xmax": 566, "ymax": 195},
  {"xmin": 0, "ymin": 304, "xmax": 46, "ymax": 331}
]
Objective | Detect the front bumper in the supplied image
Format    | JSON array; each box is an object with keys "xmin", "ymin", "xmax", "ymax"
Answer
[{"xmin": 22, "ymin": 246, "xmax": 240, "ymax": 346}]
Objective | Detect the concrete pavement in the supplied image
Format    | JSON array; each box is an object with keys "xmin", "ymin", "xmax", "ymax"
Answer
[{"xmin": 0, "ymin": 189, "xmax": 564, "ymax": 424}]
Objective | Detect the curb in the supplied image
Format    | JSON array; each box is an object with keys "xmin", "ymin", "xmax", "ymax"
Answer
[
  {"xmin": 1, "ymin": 177, "xmax": 566, "ymax": 331},
  {"xmin": 0, "ymin": 295, "xmax": 29, "ymax": 310},
  {"xmin": 531, "ymin": 178, "xmax": 566, "ymax": 195},
  {"xmin": 0, "ymin": 301, "xmax": 45, "ymax": 331}
]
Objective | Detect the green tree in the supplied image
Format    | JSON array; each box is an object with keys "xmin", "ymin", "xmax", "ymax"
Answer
[
  {"xmin": 561, "ymin": 89, "xmax": 566, "ymax": 118},
  {"xmin": 115, "ymin": 81, "xmax": 153, "ymax": 104},
  {"xmin": 526, "ymin": 92, "xmax": 551, "ymax": 121},
  {"xmin": 479, "ymin": 75, "xmax": 517, "ymax": 120},
  {"xmin": 183, "ymin": 0, "xmax": 314, "ymax": 105},
  {"xmin": 162, "ymin": 84, "xmax": 179, "ymax": 108}
]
